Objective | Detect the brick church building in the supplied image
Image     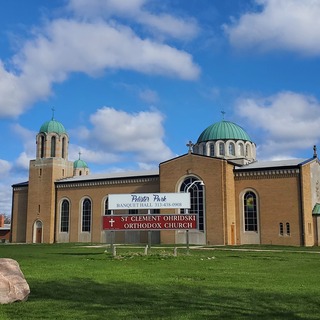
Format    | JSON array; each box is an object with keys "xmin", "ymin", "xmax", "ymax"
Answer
[{"xmin": 11, "ymin": 114, "xmax": 320, "ymax": 246}]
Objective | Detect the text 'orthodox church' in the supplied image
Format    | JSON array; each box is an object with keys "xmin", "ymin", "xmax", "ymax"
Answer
[{"xmin": 11, "ymin": 114, "xmax": 320, "ymax": 246}]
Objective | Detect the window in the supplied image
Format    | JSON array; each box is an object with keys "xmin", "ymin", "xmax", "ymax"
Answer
[
  {"xmin": 239, "ymin": 143, "xmax": 244, "ymax": 156},
  {"xmin": 202, "ymin": 144, "xmax": 206, "ymax": 155},
  {"xmin": 51, "ymin": 136, "xmax": 56, "ymax": 157},
  {"xmin": 62, "ymin": 137, "xmax": 66, "ymax": 159},
  {"xmin": 129, "ymin": 209, "xmax": 138, "ymax": 215},
  {"xmin": 219, "ymin": 142, "xmax": 225, "ymax": 156},
  {"xmin": 308, "ymin": 222, "xmax": 312, "ymax": 235},
  {"xmin": 60, "ymin": 200, "xmax": 70, "ymax": 232},
  {"xmin": 229, "ymin": 142, "xmax": 235, "ymax": 156},
  {"xmin": 209, "ymin": 144, "xmax": 215, "ymax": 157},
  {"xmin": 286, "ymin": 222, "xmax": 290, "ymax": 236},
  {"xmin": 245, "ymin": 144, "xmax": 250, "ymax": 157},
  {"xmin": 104, "ymin": 199, "xmax": 112, "ymax": 215},
  {"xmin": 40, "ymin": 135, "xmax": 45, "ymax": 158},
  {"xmin": 180, "ymin": 177, "xmax": 205, "ymax": 231},
  {"xmin": 279, "ymin": 222, "xmax": 284, "ymax": 236},
  {"xmin": 244, "ymin": 191, "xmax": 258, "ymax": 232},
  {"xmin": 82, "ymin": 198, "xmax": 91, "ymax": 232}
]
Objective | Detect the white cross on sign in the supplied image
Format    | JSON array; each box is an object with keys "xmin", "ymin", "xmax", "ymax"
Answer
[{"xmin": 109, "ymin": 218, "xmax": 115, "ymax": 227}]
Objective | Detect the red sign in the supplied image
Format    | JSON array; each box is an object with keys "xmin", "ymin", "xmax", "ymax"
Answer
[{"xmin": 102, "ymin": 214, "xmax": 197, "ymax": 230}]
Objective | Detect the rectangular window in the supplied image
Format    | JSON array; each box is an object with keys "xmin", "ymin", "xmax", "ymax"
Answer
[{"xmin": 308, "ymin": 222, "xmax": 312, "ymax": 235}]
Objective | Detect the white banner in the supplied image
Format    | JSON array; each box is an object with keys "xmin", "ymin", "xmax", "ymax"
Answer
[{"xmin": 108, "ymin": 193, "xmax": 190, "ymax": 210}]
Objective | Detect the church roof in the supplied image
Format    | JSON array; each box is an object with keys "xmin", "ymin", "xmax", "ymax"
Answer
[
  {"xmin": 56, "ymin": 169, "xmax": 159, "ymax": 183},
  {"xmin": 197, "ymin": 120, "xmax": 252, "ymax": 143},
  {"xmin": 39, "ymin": 118, "xmax": 66, "ymax": 134},
  {"xmin": 235, "ymin": 158, "xmax": 307, "ymax": 170}
]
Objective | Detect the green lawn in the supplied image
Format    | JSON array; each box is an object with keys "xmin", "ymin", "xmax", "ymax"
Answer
[{"xmin": 0, "ymin": 243, "xmax": 320, "ymax": 319}]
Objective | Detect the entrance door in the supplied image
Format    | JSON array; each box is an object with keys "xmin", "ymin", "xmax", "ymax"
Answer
[{"xmin": 35, "ymin": 221, "xmax": 43, "ymax": 243}]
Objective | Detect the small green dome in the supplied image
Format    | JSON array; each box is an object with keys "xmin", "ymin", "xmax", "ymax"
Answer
[
  {"xmin": 197, "ymin": 120, "xmax": 252, "ymax": 143},
  {"xmin": 74, "ymin": 159, "xmax": 88, "ymax": 169},
  {"xmin": 39, "ymin": 119, "xmax": 66, "ymax": 134}
]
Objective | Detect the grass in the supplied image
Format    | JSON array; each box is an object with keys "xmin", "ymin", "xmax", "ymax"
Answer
[{"xmin": 0, "ymin": 244, "xmax": 320, "ymax": 319}]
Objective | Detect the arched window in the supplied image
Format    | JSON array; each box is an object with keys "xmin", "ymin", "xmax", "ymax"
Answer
[
  {"xmin": 60, "ymin": 200, "xmax": 69, "ymax": 232},
  {"xmin": 244, "ymin": 191, "xmax": 258, "ymax": 232},
  {"xmin": 180, "ymin": 177, "xmax": 205, "ymax": 231},
  {"xmin": 279, "ymin": 222, "xmax": 284, "ymax": 236},
  {"xmin": 62, "ymin": 137, "xmax": 66, "ymax": 159},
  {"xmin": 40, "ymin": 135, "xmax": 45, "ymax": 158},
  {"xmin": 209, "ymin": 144, "xmax": 215, "ymax": 157},
  {"xmin": 245, "ymin": 144, "xmax": 250, "ymax": 157},
  {"xmin": 51, "ymin": 136, "xmax": 56, "ymax": 157},
  {"xmin": 286, "ymin": 222, "xmax": 290, "ymax": 236},
  {"xmin": 82, "ymin": 198, "xmax": 91, "ymax": 232},
  {"xmin": 219, "ymin": 142, "xmax": 225, "ymax": 156},
  {"xmin": 104, "ymin": 198, "xmax": 112, "ymax": 215},
  {"xmin": 202, "ymin": 144, "xmax": 206, "ymax": 155},
  {"xmin": 239, "ymin": 143, "xmax": 244, "ymax": 156},
  {"xmin": 229, "ymin": 142, "xmax": 235, "ymax": 156}
]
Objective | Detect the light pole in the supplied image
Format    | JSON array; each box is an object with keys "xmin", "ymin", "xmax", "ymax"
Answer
[{"xmin": 185, "ymin": 180, "xmax": 204, "ymax": 254}]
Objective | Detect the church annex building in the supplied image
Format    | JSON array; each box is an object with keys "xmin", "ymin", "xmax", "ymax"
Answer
[{"xmin": 11, "ymin": 115, "xmax": 320, "ymax": 246}]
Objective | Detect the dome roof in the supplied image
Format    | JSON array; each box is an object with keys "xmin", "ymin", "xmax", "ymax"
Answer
[
  {"xmin": 197, "ymin": 120, "xmax": 252, "ymax": 143},
  {"xmin": 74, "ymin": 159, "xmax": 88, "ymax": 169},
  {"xmin": 39, "ymin": 118, "xmax": 66, "ymax": 134}
]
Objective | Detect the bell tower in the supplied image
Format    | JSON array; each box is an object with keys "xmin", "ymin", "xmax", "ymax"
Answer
[{"xmin": 26, "ymin": 111, "xmax": 74, "ymax": 243}]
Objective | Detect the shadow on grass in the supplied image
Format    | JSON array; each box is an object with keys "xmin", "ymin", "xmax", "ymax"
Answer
[{"xmin": 3, "ymin": 278, "xmax": 319, "ymax": 320}]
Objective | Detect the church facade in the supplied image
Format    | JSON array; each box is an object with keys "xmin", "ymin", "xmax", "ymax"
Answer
[{"xmin": 11, "ymin": 115, "xmax": 320, "ymax": 246}]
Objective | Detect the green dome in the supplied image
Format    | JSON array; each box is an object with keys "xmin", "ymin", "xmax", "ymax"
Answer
[
  {"xmin": 73, "ymin": 159, "xmax": 88, "ymax": 169},
  {"xmin": 39, "ymin": 119, "xmax": 66, "ymax": 134},
  {"xmin": 197, "ymin": 120, "xmax": 252, "ymax": 143}
]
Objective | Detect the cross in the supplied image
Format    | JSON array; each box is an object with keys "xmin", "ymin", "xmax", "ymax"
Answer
[
  {"xmin": 186, "ymin": 140, "xmax": 194, "ymax": 153},
  {"xmin": 221, "ymin": 110, "xmax": 226, "ymax": 120},
  {"xmin": 78, "ymin": 151, "xmax": 82, "ymax": 160},
  {"xmin": 51, "ymin": 107, "xmax": 55, "ymax": 120},
  {"xmin": 109, "ymin": 218, "xmax": 115, "ymax": 227}
]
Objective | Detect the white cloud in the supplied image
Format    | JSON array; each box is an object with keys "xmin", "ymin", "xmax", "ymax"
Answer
[
  {"xmin": 0, "ymin": 5, "xmax": 200, "ymax": 118},
  {"xmin": 11, "ymin": 124, "xmax": 35, "ymax": 169},
  {"xmin": 67, "ymin": 0, "xmax": 199, "ymax": 40},
  {"xmin": 0, "ymin": 183, "xmax": 12, "ymax": 215},
  {"xmin": 224, "ymin": 0, "xmax": 320, "ymax": 55},
  {"xmin": 0, "ymin": 159, "xmax": 12, "ymax": 176},
  {"xmin": 139, "ymin": 89, "xmax": 159, "ymax": 104},
  {"xmin": 68, "ymin": 144, "xmax": 121, "ymax": 165},
  {"xmin": 236, "ymin": 91, "xmax": 320, "ymax": 159},
  {"xmin": 76, "ymin": 107, "xmax": 174, "ymax": 164}
]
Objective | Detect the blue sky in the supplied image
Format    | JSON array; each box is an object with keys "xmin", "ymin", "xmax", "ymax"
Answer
[{"xmin": 1, "ymin": 0, "xmax": 320, "ymax": 215}]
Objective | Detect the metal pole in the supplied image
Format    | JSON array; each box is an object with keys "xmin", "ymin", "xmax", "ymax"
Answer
[
  {"xmin": 148, "ymin": 209, "xmax": 151, "ymax": 250},
  {"xmin": 186, "ymin": 207, "xmax": 189, "ymax": 254},
  {"xmin": 110, "ymin": 210, "xmax": 114, "ymax": 254}
]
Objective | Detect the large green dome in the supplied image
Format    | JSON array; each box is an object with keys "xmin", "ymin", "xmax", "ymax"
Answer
[
  {"xmin": 197, "ymin": 120, "xmax": 251, "ymax": 143},
  {"xmin": 39, "ymin": 119, "xmax": 66, "ymax": 134}
]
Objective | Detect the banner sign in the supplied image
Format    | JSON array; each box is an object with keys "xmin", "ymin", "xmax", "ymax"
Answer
[
  {"xmin": 102, "ymin": 214, "xmax": 197, "ymax": 230},
  {"xmin": 108, "ymin": 193, "xmax": 190, "ymax": 210}
]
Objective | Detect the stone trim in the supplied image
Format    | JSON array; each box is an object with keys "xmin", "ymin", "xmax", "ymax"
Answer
[
  {"xmin": 56, "ymin": 177, "xmax": 159, "ymax": 188},
  {"xmin": 234, "ymin": 168, "xmax": 299, "ymax": 180},
  {"xmin": 12, "ymin": 186, "xmax": 28, "ymax": 191}
]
